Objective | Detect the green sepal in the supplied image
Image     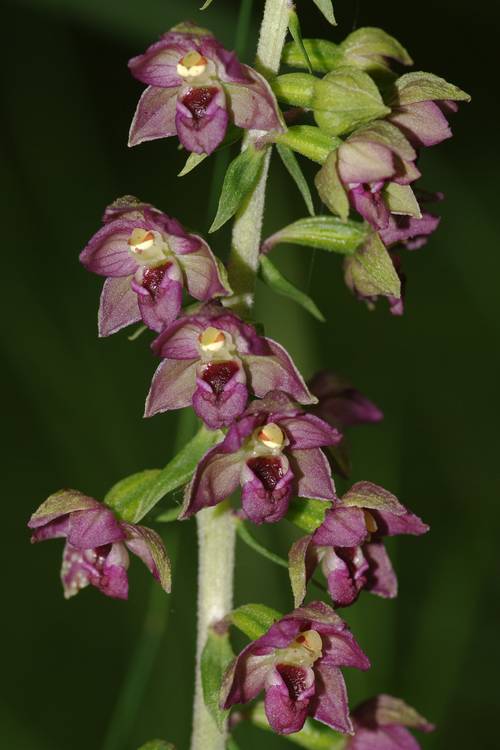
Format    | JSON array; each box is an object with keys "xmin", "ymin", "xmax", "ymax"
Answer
[
  {"xmin": 286, "ymin": 497, "xmax": 331, "ymax": 533},
  {"xmin": 273, "ymin": 126, "xmax": 341, "ymax": 165},
  {"xmin": 383, "ymin": 183, "xmax": 421, "ymax": 218},
  {"xmin": 230, "ymin": 603, "xmax": 282, "ymax": 641},
  {"xmin": 137, "ymin": 742, "xmax": 175, "ymax": 750},
  {"xmin": 271, "ymin": 73, "xmax": 317, "ymax": 108},
  {"xmin": 344, "ymin": 232, "xmax": 401, "ymax": 300},
  {"xmin": 312, "ymin": 0, "xmax": 337, "ymax": 25},
  {"xmin": 260, "ymin": 255, "xmax": 325, "ymax": 322},
  {"xmin": 313, "ymin": 67, "xmax": 391, "ymax": 136},
  {"xmin": 210, "ymin": 145, "xmax": 267, "ymax": 232},
  {"xmin": 262, "ymin": 215, "xmax": 367, "ymax": 256},
  {"xmin": 288, "ymin": 534, "xmax": 312, "ymax": 607},
  {"xmin": 247, "ymin": 702, "xmax": 346, "ymax": 749},
  {"xmin": 105, "ymin": 469, "xmax": 161, "ymax": 522},
  {"xmin": 315, "ymin": 151, "xmax": 350, "ymax": 221},
  {"xmin": 288, "ymin": 9, "xmax": 312, "ymax": 73},
  {"xmin": 282, "ymin": 39, "xmax": 342, "ymax": 74},
  {"xmin": 276, "ymin": 144, "xmax": 315, "ymax": 216},
  {"xmin": 201, "ymin": 628, "xmax": 234, "ymax": 732},
  {"xmin": 387, "ymin": 71, "xmax": 471, "ymax": 106},
  {"xmin": 342, "ymin": 481, "xmax": 405, "ymax": 514},
  {"xmin": 340, "ymin": 27, "xmax": 413, "ymax": 73}
]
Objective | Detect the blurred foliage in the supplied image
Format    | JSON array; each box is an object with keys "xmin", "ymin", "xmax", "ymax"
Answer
[{"xmin": 1, "ymin": 0, "xmax": 498, "ymax": 749}]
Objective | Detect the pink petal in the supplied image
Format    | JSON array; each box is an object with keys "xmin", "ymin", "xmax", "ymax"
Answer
[
  {"xmin": 144, "ymin": 359, "xmax": 198, "ymax": 417},
  {"xmin": 128, "ymin": 85, "xmax": 179, "ymax": 147},
  {"xmin": 98, "ymin": 276, "xmax": 141, "ymax": 337}
]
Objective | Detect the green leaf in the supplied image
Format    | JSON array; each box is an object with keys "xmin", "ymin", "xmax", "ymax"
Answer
[
  {"xmin": 131, "ymin": 427, "xmax": 223, "ymax": 523},
  {"xmin": 236, "ymin": 520, "xmax": 289, "ymax": 569},
  {"xmin": 178, "ymin": 152, "xmax": 208, "ymax": 177},
  {"xmin": 288, "ymin": 535, "xmax": 312, "ymax": 607},
  {"xmin": 137, "ymin": 742, "xmax": 175, "ymax": 750},
  {"xmin": 276, "ymin": 144, "xmax": 315, "ymax": 216},
  {"xmin": 271, "ymin": 73, "xmax": 317, "ymax": 108},
  {"xmin": 314, "ymin": 150, "xmax": 350, "ymax": 221},
  {"xmin": 344, "ymin": 232, "xmax": 401, "ymax": 300},
  {"xmin": 273, "ymin": 126, "xmax": 341, "ymax": 164},
  {"xmin": 313, "ymin": 67, "xmax": 391, "ymax": 136},
  {"xmin": 248, "ymin": 702, "xmax": 346, "ymax": 749},
  {"xmin": 178, "ymin": 126, "xmax": 242, "ymax": 177},
  {"xmin": 105, "ymin": 470, "xmax": 161, "ymax": 522},
  {"xmin": 288, "ymin": 10, "xmax": 312, "ymax": 73},
  {"xmin": 230, "ymin": 603, "xmax": 282, "ymax": 641},
  {"xmin": 388, "ymin": 71, "xmax": 471, "ymax": 106},
  {"xmin": 209, "ymin": 146, "xmax": 267, "ymax": 232},
  {"xmin": 383, "ymin": 183, "xmax": 421, "ymax": 218},
  {"xmin": 201, "ymin": 629, "xmax": 234, "ymax": 732},
  {"xmin": 260, "ymin": 255, "xmax": 325, "ymax": 322},
  {"xmin": 286, "ymin": 497, "xmax": 331, "ymax": 533},
  {"xmin": 311, "ymin": 0, "xmax": 337, "ymax": 25},
  {"xmin": 262, "ymin": 215, "xmax": 367, "ymax": 256},
  {"xmin": 282, "ymin": 39, "xmax": 342, "ymax": 74}
]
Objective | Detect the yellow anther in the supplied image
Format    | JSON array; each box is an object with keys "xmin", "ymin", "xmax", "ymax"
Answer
[
  {"xmin": 257, "ymin": 423, "xmax": 285, "ymax": 450},
  {"xmin": 199, "ymin": 327, "xmax": 226, "ymax": 353},
  {"xmin": 293, "ymin": 630, "xmax": 323, "ymax": 658},
  {"xmin": 364, "ymin": 510, "xmax": 378, "ymax": 534},
  {"xmin": 177, "ymin": 51, "xmax": 208, "ymax": 78},
  {"xmin": 128, "ymin": 229, "xmax": 155, "ymax": 252}
]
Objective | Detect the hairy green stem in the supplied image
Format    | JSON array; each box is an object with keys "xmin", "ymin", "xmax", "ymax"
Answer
[{"xmin": 190, "ymin": 2, "xmax": 290, "ymax": 749}]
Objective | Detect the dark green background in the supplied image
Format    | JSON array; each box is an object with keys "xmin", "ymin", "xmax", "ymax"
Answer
[{"xmin": 2, "ymin": 0, "xmax": 498, "ymax": 748}]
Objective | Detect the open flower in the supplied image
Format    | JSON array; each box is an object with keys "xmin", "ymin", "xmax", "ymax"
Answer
[
  {"xmin": 221, "ymin": 601, "xmax": 370, "ymax": 735},
  {"xmin": 182, "ymin": 391, "xmax": 339, "ymax": 524},
  {"xmin": 289, "ymin": 481, "xmax": 428, "ymax": 607},
  {"xmin": 28, "ymin": 490, "xmax": 171, "ymax": 600},
  {"xmin": 349, "ymin": 694, "xmax": 434, "ymax": 749},
  {"xmin": 146, "ymin": 305, "xmax": 314, "ymax": 430},
  {"xmin": 79, "ymin": 196, "xmax": 229, "ymax": 336},
  {"xmin": 128, "ymin": 22, "xmax": 282, "ymax": 154}
]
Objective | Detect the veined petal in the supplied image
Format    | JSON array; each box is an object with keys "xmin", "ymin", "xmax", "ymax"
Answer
[
  {"xmin": 144, "ymin": 358, "xmax": 198, "ymax": 417},
  {"xmin": 244, "ymin": 339, "xmax": 314, "ymax": 405},
  {"xmin": 339, "ymin": 141, "xmax": 396, "ymax": 184},
  {"xmin": 390, "ymin": 100, "xmax": 452, "ymax": 147},
  {"xmin": 181, "ymin": 447, "xmax": 243, "ymax": 517},
  {"xmin": 129, "ymin": 85, "xmax": 179, "ymax": 147},
  {"xmin": 151, "ymin": 318, "xmax": 203, "ymax": 360},
  {"xmin": 98, "ymin": 276, "xmax": 141, "ymax": 337},
  {"xmin": 79, "ymin": 219, "xmax": 139, "ymax": 277},
  {"xmin": 67, "ymin": 507, "xmax": 125, "ymax": 549},
  {"xmin": 310, "ymin": 662, "xmax": 353, "ymax": 734},
  {"xmin": 28, "ymin": 489, "xmax": 101, "ymax": 529},
  {"xmin": 323, "ymin": 548, "xmax": 361, "ymax": 608},
  {"xmin": 313, "ymin": 507, "xmax": 368, "ymax": 547},
  {"xmin": 123, "ymin": 523, "xmax": 171, "ymax": 593},
  {"xmin": 264, "ymin": 673, "xmax": 312, "ymax": 735},
  {"xmin": 178, "ymin": 239, "xmax": 231, "ymax": 300},
  {"xmin": 280, "ymin": 414, "xmax": 341, "ymax": 449},
  {"xmin": 291, "ymin": 448, "xmax": 336, "ymax": 501},
  {"xmin": 364, "ymin": 542, "xmax": 398, "ymax": 598},
  {"xmin": 175, "ymin": 85, "xmax": 228, "ymax": 155},
  {"xmin": 129, "ymin": 39, "xmax": 189, "ymax": 87},
  {"xmin": 372, "ymin": 508, "xmax": 429, "ymax": 536},
  {"xmin": 225, "ymin": 66, "xmax": 283, "ymax": 133}
]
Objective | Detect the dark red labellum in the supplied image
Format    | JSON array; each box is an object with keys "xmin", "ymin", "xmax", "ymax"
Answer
[
  {"xmin": 247, "ymin": 456, "xmax": 285, "ymax": 491},
  {"xmin": 181, "ymin": 86, "xmax": 219, "ymax": 122},
  {"xmin": 141, "ymin": 263, "xmax": 170, "ymax": 300},
  {"xmin": 276, "ymin": 664, "xmax": 310, "ymax": 701},
  {"xmin": 201, "ymin": 360, "xmax": 239, "ymax": 395}
]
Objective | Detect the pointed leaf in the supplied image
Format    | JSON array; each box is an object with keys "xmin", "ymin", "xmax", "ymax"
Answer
[
  {"xmin": 200, "ymin": 0, "xmax": 215, "ymax": 8},
  {"xmin": 286, "ymin": 497, "xmax": 331, "ymax": 533},
  {"xmin": 178, "ymin": 126, "xmax": 242, "ymax": 177},
  {"xmin": 262, "ymin": 216, "xmax": 367, "ymax": 256},
  {"xmin": 248, "ymin": 702, "xmax": 345, "ymax": 748},
  {"xmin": 210, "ymin": 146, "xmax": 267, "ymax": 233},
  {"xmin": 340, "ymin": 27, "xmax": 413, "ymax": 71},
  {"xmin": 201, "ymin": 629, "xmax": 234, "ymax": 732},
  {"xmin": 260, "ymin": 255, "xmax": 325, "ymax": 322},
  {"xmin": 277, "ymin": 144, "xmax": 315, "ymax": 216},
  {"xmin": 132, "ymin": 427, "xmax": 223, "ymax": 522},
  {"xmin": 344, "ymin": 232, "xmax": 401, "ymax": 299},
  {"xmin": 230, "ymin": 603, "xmax": 282, "ymax": 641},
  {"xmin": 315, "ymin": 150, "xmax": 350, "ymax": 220},
  {"xmin": 178, "ymin": 152, "xmax": 208, "ymax": 177},
  {"xmin": 313, "ymin": 67, "xmax": 391, "ymax": 136},
  {"xmin": 105, "ymin": 470, "xmax": 161, "ymax": 522},
  {"xmin": 273, "ymin": 126, "xmax": 341, "ymax": 164},
  {"xmin": 312, "ymin": 0, "xmax": 337, "ymax": 25},
  {"xmin": 289, "ymin": 535, "xmax": 312, "ymax": 607},
  {"xmin": 288, "ymin": 10, "xmax": 312, "ymax": 73},
  {"xmin": 388, "ymin": 71, "xmax": 471, "ymax": 106},
  {"xmin": 282, "ymin": 39, "xmax": 342, "ymax": 74},
  {"xmin": 237, "ymin": 520, "xmax": 289, "ymax": 569}
]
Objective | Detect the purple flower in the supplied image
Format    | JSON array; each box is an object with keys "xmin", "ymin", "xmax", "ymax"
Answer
[
  {"xmin": 389, "ymin": 99, "xmax": 459, "ymax": 148},
  {"xmin": 348, "ymin": 694, "xmax": 434, "ymax": 749},
  {"xmin": 289, "ymin": 482, "xmax": 428, "ymax": 607},
  {"xmin": 128, "ymin": 22, "xmax": 282, "ymax": 155},
  {"xmin": 28, "ymin": 490, "xmax": 171, "ymax": 600},
  {"xmin": 79, "ymin": 196, "xmax": 230, "ymax": 336},
  {"xmin": 146, "ymin": 305, "xmax": 315, "ymax": 430},
  {"xmin": 182, "ymin": 391, "xmax": 340, "ymax": 524},
  {"xmin": 336, "ymin": 123, "xmax": 420, "ymax": 232},
  {"xmin": 221, "ymin": 601, "xmax": 370, "ymax": 735},
  {"xmin": 380, "ymin": 190, "xmax": 443, "ymax": 251},
  {"xmin": 309, "ymin": 370, "xmax": 383, "ymax": 477}
]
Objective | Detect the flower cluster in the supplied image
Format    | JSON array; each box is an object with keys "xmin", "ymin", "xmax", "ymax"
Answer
[{"xmin": 26, "ymin": 14, "xmax": 462, "ymax": 750}]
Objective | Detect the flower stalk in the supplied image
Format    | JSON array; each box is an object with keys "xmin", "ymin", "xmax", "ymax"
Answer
[{"xmin": 190, "ymin": 1, "xmax": 290, "ymax": 748}]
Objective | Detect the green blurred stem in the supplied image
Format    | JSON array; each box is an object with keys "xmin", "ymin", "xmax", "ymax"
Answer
[{"xmin": 190, "ymin": 2, "xmax": 290, "ymax": 749}]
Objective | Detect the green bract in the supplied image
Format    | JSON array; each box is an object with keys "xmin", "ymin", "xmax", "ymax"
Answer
[
  {"xmin": 344, "ymin": 232, "xmax": 401, "ymax": 301},
  {"xmin": 315, "ymin": 151, "xmax": 350, "ymax": 221},
  {"xmin": 230, "ymin": 603, "xmax": 282, "ymax": 641},
  {"xmin": 262, "ymin": 215, "xmax": 368, "ymax": 256},
  {"xmin": 387, "ymin": 70, "xmax": 471, "ymax": 106},
  {"xmin": 260, "ymin": 255, "xmax": 326, "ymax": 322},
  {"xmin": 286, "ymin": 497, "xmax": 331, "ymax": 533},
  {"xmin": 201, "ymin": 629, "xmax": 234, "ymax": 731},
  {"xmin": 210, "ymin": 145, "xmax": 267, "ymax": 232}
]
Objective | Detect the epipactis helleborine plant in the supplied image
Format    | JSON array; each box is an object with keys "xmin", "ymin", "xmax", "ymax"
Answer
[{"xmin": 28, "ymin": 4, "xmax": 469, "ymax": 750}]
